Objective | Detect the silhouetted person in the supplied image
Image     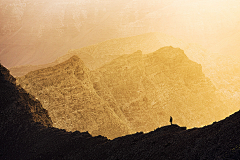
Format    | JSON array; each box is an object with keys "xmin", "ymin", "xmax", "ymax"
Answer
[{"xmin": 170, "ymin": 116, "xmax": 173, "ymax": 125}]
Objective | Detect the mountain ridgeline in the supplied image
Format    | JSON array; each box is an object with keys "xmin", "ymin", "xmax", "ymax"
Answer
[
  {"xmin": 17, "ymin": 46, "xmax": 226, "ymax": 138},
  {"xmin": 9, "ymin": 32, "xmax": 239, "ymax": 118},
  {"xmin": 0, "ymin": 63, "xmax": 108, "ymax": 159},
  {"xmin": 1, "ymin": 60, "xmax": 240, "ymax": 159},
  {"xmin": 17, "ymin": 55, "xmax": 130, "ymax": 139},
  {"xmin": 9, "ymin": 32, "xmax": 208, "ymax": 77},
  {"xmin": 92, "ymin": 47, "xmax": 225, "ymax": 131}
]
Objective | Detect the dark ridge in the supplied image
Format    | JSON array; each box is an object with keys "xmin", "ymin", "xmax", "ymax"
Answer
[
  {"xmin": 0, "ymin": 63, "xmax": 108, "ymax": 159},
  {"xmin": 0, "ymin": 63, "xmax": 52, "ymax": 127},
  {"xmin": 1, "ymin": 63, "xmax": 240, "ymax": 159}
]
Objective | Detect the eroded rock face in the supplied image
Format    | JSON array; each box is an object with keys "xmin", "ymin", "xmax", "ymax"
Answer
[
  {"xmin": 0, "ymin": 63, "xmax": 109, "ymax": 159},
  {"xmin": 92, "ymin": 46, "xmax": 226, "ymax": 132},
  {"xmin": 17, "ymin": 46, "xmax": 226, "ymax": 138},
  {"xmin": 17, "ymin": 55, "xmax": 130, "ymax": 139},
  {"xmin": 2, "ymin": 60, "xmax": 240, "ymax": 160}
]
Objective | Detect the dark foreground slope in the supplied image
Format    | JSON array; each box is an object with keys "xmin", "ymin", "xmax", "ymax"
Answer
[
  {"xmin": 86, "ymin": 114, "xmax": 240, "ymax": 160},
  {"xmin": 16, "ymin": 55, "xmax": 130, "ymax": 139},
  {"xmin": 1, "ymin": 63, "xmax": 240, "ymax": 159},
  {"xmin": 0, "ymin": 63, "xmax": 108, "ymax": 159}
]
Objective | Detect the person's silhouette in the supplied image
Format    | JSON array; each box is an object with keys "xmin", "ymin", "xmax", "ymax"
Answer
[{"xmin": 170, "ymin": 116, "xmax": 173, "ymax": 125}]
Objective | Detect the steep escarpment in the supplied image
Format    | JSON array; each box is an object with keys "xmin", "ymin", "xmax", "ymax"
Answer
[
  {"xmin": 92, "ymin": 46, "xmax": 226, "ymax": 132},
  {"xmin": 8, "ymin": 32, "xmax": 239, "ymax": 119},
  {"xmin": 0, "ymin": 63, "xmax": 108, "ymax": 159},
  {"xmin": 1, "ymin": 62, "xmax": 240, "ymax": 159},
  {"xmin": 17, "ymin": 46, "xmax": 226, "ymax": 138},
  {"xmin": 17, "ymin": 55, "xmax": 130, "ymax": 139}
]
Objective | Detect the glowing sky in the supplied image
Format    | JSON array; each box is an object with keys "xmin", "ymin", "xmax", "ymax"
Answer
[{"xmin": 0, "ymin": 0, "xmax": 240, "ymax": 67}]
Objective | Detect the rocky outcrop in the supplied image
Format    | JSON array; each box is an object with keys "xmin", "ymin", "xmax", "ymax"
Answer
[
  {"xmin": 92, "ymin": 46, "xmax": 226, "ymax": 132},
  {"xmin": 3, "ymin": 60, "xmax": 240, "ymax": 160},
  {"xmin": 17, "ymin": 55, "xmax": 130, "ymax": 139},
  {"xmin": 0, "ymin": 63, "xmax": 109, "ymax": 159},
  {"xmin": 17, "ymin": 46, "xmax": 227, "ymax": 138}
]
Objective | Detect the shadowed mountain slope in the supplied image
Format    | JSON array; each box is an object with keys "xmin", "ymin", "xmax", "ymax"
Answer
[
  {"xmin": 1, "ymin": 63, "xmax": 240, "ymax": 159},
  {"xmin": 17, "ymin": 46, "xmax": 227, "ymax": 138},
  {"xmin": 0, "ymin": 63, "xmax": 108, "ymax": 159},
  {"xmin": 0, "ymin": 63, "xmax": 52, "ymax": 128},
  {"xmin": 17, "ymin": 55, "xmax": 130, "ymax": 139}
]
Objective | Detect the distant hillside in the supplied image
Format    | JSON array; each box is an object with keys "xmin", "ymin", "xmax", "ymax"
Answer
[
  {"xmin": 17, "ymin": 46, "xmax": 227, "ymax": 138},
  {"xmin": 17, "ymin": 55, "xmax": 131, "ymax": 139},
  {"xmin": 9, "ymin": 32, "xmax": 210, "ymax": 77},
  {"xmin": 9, "ymin": 31, "xmax": 240, "ymax": 116}
]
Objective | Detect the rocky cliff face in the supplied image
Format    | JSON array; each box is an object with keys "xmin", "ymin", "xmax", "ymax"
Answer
[
  {"xmin": 17, "ymin": 55, "xmax": 130, "ymax": 139},
  {"xmin": 92, "ymin": 46, "xmax": 226, "ymax": 132},
  {"xmin": 1, "ymin": 62, "xmax": 240, "ymax": 159},
  {"xmin": 0, "ymin": 63, "xmax": 108, "ymax": 159},
  {"xmin": 8, "ymin": 32, "xmax": 239, "ymax": 118},
  {"xmin": 17, "ymin": 46, "xmax": 226, "ymax": 138}
]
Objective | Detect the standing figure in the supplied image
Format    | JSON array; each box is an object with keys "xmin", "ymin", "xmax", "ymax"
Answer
[{"xmin": 170, "ymin": 116, "xmax": 173, "ymax": 125}]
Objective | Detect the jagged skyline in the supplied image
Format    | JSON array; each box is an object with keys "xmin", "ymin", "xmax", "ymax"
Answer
[
  {"xmin": 1, "ymin": 57, "xmax": 240, "ymax": 159},
  {"xmin": 16, "ymin": 47, "xmax": 227, "ymax": 138}
]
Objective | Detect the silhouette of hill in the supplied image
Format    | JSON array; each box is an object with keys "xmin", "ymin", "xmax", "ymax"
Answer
[
  {"xmin": 7, "ymin": 32, "xmax": 182, "ymax": 77},
  {"xmin": 1, "ymin": 63, "xmax": 240, "ymax": 159},
  {"xmin": 9, "ymin": 32, "xmax": 211, "ymax": 77},
  {"xmin": 0, "ymin": 63, "xmax": 109, "ymax": 159},
  {"xmin": 0, "ymin": 63, "xmax": 52, "ymax": 128},
  {"xmin": 85, "ymin": 111, "xmax": 240, "ymax": 160},
  {"xmin": 17, "ymin": 46, "xmax": 227, "ymax": 138}
]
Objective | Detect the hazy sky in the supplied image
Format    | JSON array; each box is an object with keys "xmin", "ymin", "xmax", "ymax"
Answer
[{"xmin": 0, "ymin": 0, "xmax": 240, "ymax": 67}]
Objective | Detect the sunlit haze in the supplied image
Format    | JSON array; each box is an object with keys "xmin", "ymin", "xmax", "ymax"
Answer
[{"xmin": 1, "ymin": 0, "xmax": 240, "ymax": 67}]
